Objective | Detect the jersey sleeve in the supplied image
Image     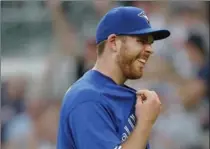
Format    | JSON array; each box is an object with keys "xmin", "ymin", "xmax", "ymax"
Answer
[{"xmin": 68, "ymin": 101, "xmax": 122, "ymax": 149}]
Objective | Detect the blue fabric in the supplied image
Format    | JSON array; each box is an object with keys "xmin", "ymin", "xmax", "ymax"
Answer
[
  {"xmin": 198, "ymin": 62, "xmax": 210, "ymax": 100},
  {"xmin": 96, "ymin": 6, "xmax": 170, "ymax": 44},
  {"xmin": 198, "ymin": 62, "xmax": 209, "ymax": 83},
  {"xmin": 57, "ymin": 70, "xmax": 150, "ymax": 149}
]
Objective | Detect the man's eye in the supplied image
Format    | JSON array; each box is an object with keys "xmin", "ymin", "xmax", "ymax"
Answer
[
  {"xmin": 137, "ymin": 39, "xmax": 144, "ymax": 43},
  {"xmin": 137, "ymin": 39, "xmax": 153, "ymax": 45},
  {"xmin": 137, "ymin": 39, "xmax": 147, "ymax": 44}
]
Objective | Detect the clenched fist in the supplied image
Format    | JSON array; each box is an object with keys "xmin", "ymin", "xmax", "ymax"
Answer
[{"xmin": 135, "ymin": 90, "xmax": 162, "ymax": 126}]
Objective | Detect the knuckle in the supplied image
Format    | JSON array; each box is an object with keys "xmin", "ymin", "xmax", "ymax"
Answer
[
  {"xmin": 151, "ymin": 91, "xmax": 158, "ymax": 97},
  {"xmin": 150, "ymin": 90, "xmax": 155, "ymax": 93},
  {"xmin": 136, "ymin": 89, "xmax": 149, "ymax": 94}
]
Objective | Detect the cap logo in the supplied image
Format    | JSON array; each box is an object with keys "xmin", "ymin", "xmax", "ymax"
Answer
[{"xmin": 138, "ymin": 11, "xmax": 150, "ymax": 24}]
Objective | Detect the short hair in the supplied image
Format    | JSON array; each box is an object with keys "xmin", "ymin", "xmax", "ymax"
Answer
[{"xmin": 96, "ymin": 36, "xmax": 127, "ymax": 56}]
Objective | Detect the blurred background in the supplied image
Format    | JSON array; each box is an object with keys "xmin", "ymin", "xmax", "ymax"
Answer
[{"xmin": 1, "ymin": 1, "xmax": 209, "ymax": 149}]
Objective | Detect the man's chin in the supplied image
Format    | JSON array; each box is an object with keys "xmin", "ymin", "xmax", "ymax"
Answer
[{"xmin": 126, "ymin": 73, "xmax": 143, "ymax": 80}]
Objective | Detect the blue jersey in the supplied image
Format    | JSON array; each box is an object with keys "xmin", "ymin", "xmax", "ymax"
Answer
[{"xmin": 57, "ymin": 70, "xmax": 150, "ymax": 149}]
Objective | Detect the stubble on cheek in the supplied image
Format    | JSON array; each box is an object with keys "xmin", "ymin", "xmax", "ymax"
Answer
[{"xmin": 117, "ymin": 46, "xmax": 142, "ymax": 78}]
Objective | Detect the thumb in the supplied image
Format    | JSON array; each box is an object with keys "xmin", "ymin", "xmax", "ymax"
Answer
[
  {"xmin": 136, "ymin": 89, "xmax": 154, "ymax": 100},
  {"xmin": 136, "ymin": 89, "xmax": 150, "ymax": 95},
  {"xmin": 136, "ymin": 94, "xmax": 146, "ymax": 104}
]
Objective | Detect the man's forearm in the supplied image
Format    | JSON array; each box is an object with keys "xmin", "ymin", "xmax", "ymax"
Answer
[
  {"xmin": 121, "ymin": 123, "xmax": 152, "ymax": 149},
  {"xmin": 51, "ymin": 5, "xmax": 72, "ymax": 36},
  {"xmin": 49, "ymin": 2, "xmax": 78, "ymax": 56}
]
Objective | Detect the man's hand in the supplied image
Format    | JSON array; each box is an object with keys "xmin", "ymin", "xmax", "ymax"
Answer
[
  {"xmin": 135, "ymin": 90, "xmax": 162, "ymax": 126},
  {"xmin": 121, "ymin": 90, "xmax": 161, "ymax": 149}
]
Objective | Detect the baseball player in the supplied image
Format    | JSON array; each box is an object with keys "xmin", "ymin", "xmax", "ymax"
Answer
[{"xmin": 57, "ymin": 6, "xmax": 170, "ymax": 149}]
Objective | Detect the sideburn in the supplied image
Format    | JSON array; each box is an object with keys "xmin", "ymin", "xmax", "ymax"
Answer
[
  {"xmin": 116, "ymin": 44, "xmax": 134, "ymax": 75},
  {"xmin": 116, "ymin": 39, "xmax": 144, "ymax": 79}
]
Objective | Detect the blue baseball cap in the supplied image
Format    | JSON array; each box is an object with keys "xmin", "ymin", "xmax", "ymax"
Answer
[{"xmin": 96, "ymin": 6, "xmax": 170, "ymax": 44}]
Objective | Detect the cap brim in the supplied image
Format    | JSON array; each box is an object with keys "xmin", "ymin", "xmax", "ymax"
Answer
[{"xmin": 126, "ymin": 28, "xmax": 170, "ymax": 40}]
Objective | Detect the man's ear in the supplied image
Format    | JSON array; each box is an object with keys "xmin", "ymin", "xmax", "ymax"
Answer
[{"xmin": 107, "ymin": 34, "xmax": 121, "ymax": 53}]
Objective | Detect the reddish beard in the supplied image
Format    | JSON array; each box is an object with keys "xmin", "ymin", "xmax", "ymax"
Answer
[{"xmin": 116, "ymin": 45, "xmax": 143, "ymax": 80}]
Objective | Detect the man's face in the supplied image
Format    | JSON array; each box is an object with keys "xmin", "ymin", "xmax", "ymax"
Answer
[{"xmin": 116, "ymin": 35, "xmax": 154, "ymax": 80}]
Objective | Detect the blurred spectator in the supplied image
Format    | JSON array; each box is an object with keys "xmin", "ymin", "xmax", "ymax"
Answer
[
  {"xmin": 179, "ymin": 33, "xmax": 209, "ymax": 134},
  {"xmin": 167, "ymin": 2, "xmax": 209, "ymax": 79},
  {"xmin": 1, "ymin": 75, "xmax": 28, "ymax": 146},
  {"xmin": 41, "ymin": 0, "xmax": 79, "ymax": 100},
  {"xmin": 64, "ymin": 1, "xmax": 120, "ymax": 40},
  {"xmin": 3, "ymin": 80, "xmax": 59, "ymax": 149},
  {"xmin": 180, "ymin": 33, "xmax": 209, "ymax": 107},
  {"xmin": 1, "ymin": 75, "xmax": 27, "ymax": 114},
  {"xmin": 76, "ymin": 37, "xmax": 97, "ymax": 79}
]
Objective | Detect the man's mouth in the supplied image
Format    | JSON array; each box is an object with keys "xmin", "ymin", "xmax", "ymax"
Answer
[
  {"xmin": 137, "ymin": 54, "xmax": 150, "ymax": 65},
  {"xmin": 138, "ymin": 51, "xmax": 152, "ymax": 64},
  {"xmin": 137, "ymin": 59, "xmax": 146, "ymax": 64}
]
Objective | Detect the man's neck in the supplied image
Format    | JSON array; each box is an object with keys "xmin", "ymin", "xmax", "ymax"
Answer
[{"xmin": 93, "ymin": 58, "xmax": 126, "ymax": 85}]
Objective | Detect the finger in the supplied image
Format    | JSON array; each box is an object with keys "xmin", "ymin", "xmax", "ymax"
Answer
[
  {"xmin": 136, "ymin": 95, "xmax": 144, "ymax": 106},
  {"xmin": 136, "ymin": 94, "xmax": 147, "ymax": 101},
  {"xmin": 136, "ymin": 90, "xmax": 153, "ymax": 99},
  {"xmin": 150, "ymin": 91, "xmax": 158, "ymax": 97},
  {"xmin": 136, "ymin": 94, "xmax": 143, "ymax": 102},
  {"xmin": 150, "ymin": 91, "xmax": 158, "ymax": 99},
  {"xmin": 136, "ymin": 89, "xmax": 150, "ymax": 95},
  {"xmin": 136, "ymin": 99, "xmax": 143, "ymax": 105},
  {"xmin": 150, "ymin": 91, "xmax": 161, "ymax": 103},
  {"xmin": 136, "ymin": 94, "xmax": 146, "ymax": 103}
]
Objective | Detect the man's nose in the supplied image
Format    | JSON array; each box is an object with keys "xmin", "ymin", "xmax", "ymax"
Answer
[{"xmin": 144, "ymin": 44, "xmax": 153, "ymax": 54}]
